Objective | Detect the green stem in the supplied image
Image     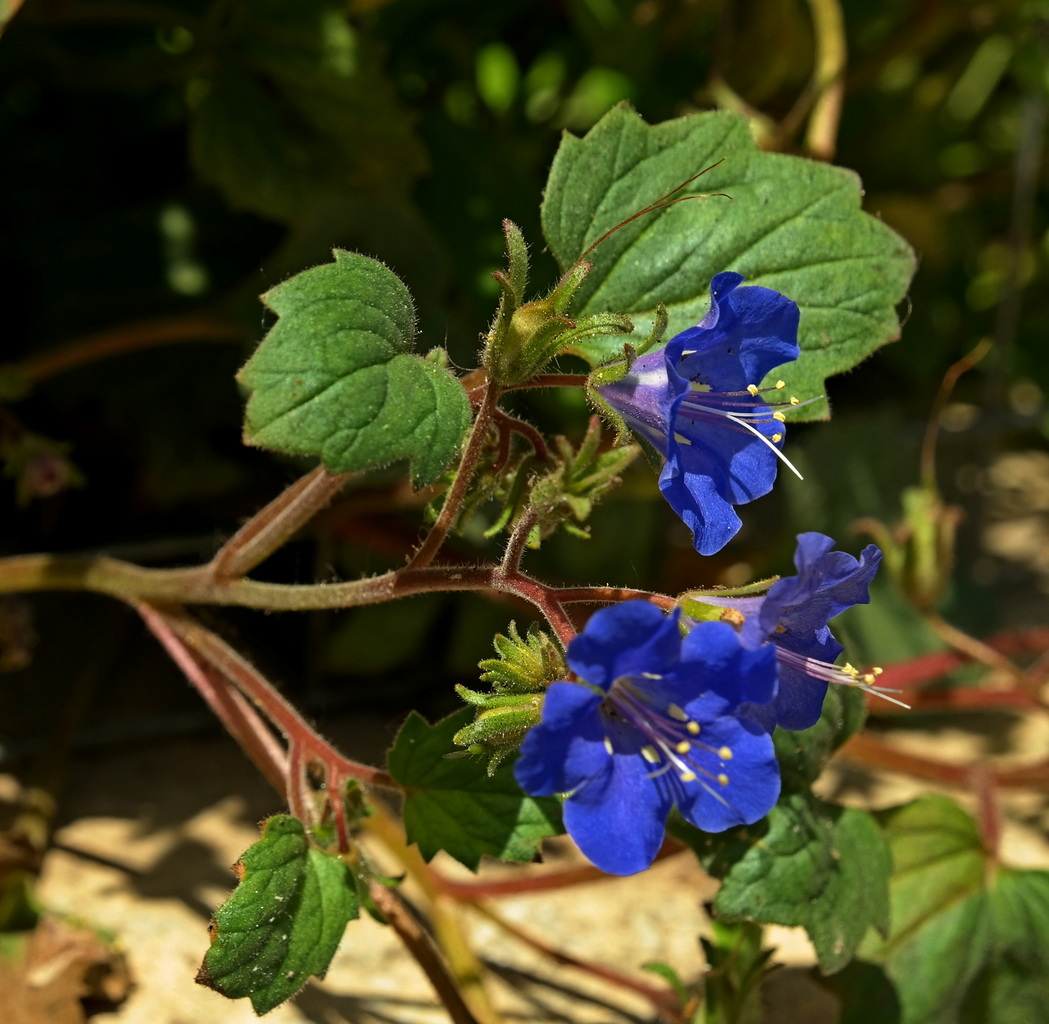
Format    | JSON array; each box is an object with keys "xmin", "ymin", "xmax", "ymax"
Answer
[
  {"xmin": 209, "ymin": 465, "xmax": 353, "ymax": 580},
  {"xmin": 804, "ymin": 0, "xmax": 847, "ymax": 159},
  {"xmin": 410, "ymin": 383, "xmax": 501, "ymax": 569}
]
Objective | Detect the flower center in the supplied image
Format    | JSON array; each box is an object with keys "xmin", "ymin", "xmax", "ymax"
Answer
[
  {"xmin": 676, "ymin": 379, "xmax": 813, "ymax": 480},
  {"xmin": 601, "ymin": 676, "xmax": 734, "ymax": 801}
]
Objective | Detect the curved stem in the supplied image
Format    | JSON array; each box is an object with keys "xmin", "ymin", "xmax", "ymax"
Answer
[
  {"xmin": 367, "ymin": 880, "xmax": 484, "ymax": 1024},
  {"xmin": 136, "ymin": 601, "xmax": 289, "ymax": 794},
  {"xmin": 411, "ymin": 383, "xmax": 501, "ymax": 569},
  {"xmin": 210, "ymin": 466, "xmax": 353, "ymax": 580},
  {"xmin": 13, "ymin": 313, "xmax": 244, "ymax": 384}
]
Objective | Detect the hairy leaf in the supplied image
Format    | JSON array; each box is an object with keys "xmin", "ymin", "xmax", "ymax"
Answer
[
  {"xmin": 198, "ymin": 815, "xmax": 358, "ymax": 1015},
  {"xmin": 239, "ymin": 250, "xmax": 470, "ymax": 486},
  {"xmin": 387, "ymin": 709, "xmax": 563, "ymax": 869},
  {"xmin": 542, "ymin": 105, "xmax": 915, "ymax": 417}
]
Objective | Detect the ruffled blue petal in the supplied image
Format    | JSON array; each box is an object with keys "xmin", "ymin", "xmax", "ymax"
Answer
[
  {"xmin": 566, "ymin": 603, "xmax": 682, "ymax": 690},
  {"xmin": 668, "ymin": 272, "xmax": 801, "ymax": 391},
  {"xmin": 514, "ymin": 681, "xmax": 607, "ymax": 796},
  {"xmin": 562, "ymin": 751, "xmax": 672, "ymax": 875},
  {"xmin": 676, "ymin": 715, "xmax": 780, "ymax": 832}
]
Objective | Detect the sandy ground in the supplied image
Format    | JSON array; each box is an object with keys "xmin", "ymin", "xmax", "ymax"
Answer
[{"xmin": 2, "ymin": 697, "xmax": 1045, "ymax": 1024}]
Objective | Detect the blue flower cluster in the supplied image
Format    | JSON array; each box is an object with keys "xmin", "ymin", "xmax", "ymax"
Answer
[
  {"xmin": 596, "ymin": 271, "xmax": 801, "ymax": 556},
  {"xmin": 514, "ymin": 532, "xmax": 884, "ymax": 876},
  {"xmin": 511, "ymin": 274, "xmax": 889, "ymax": 875}
]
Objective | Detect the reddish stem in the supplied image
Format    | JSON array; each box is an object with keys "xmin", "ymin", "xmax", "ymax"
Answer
[
  {"xmin": 135, "ymin": 602, "xmax": 289, "ymax": 796},
  {"xmin": 840, "ymin": 732, "xmax": 1049, "ymax": 789},
  {"xmin": 367, "ymin": 880, "xmax": 483, "ymax": 1024},
  {"xmin": 492, "ymin": 408, "xmax": 550, "ymax": 462},
  {"xmin": 411, "ymin": 383, "xmax": 501, "ymax": 569},
  {"xmin": 506, "ymin": 374, "xmax": 588, "ymax": 391}
]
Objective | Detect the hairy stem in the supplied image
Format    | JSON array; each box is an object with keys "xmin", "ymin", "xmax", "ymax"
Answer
[
  {"xmin": 411, "ymin": 383, "xmax": 501, "ymax": 569},
  {"xmin": 210, "ymin": 465, "xmax": 353, "ymax": 580},
  {"xmin": 136, "ymin": 601, "xmax": 289, "ymax": 795}
]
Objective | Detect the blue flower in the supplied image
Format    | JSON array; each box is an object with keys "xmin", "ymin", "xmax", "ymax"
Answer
[
  {"xmin": 514, "ymin": 601, "xmax": 781, "ymax": 876},
  {"xmin": 596, "ymin": 272, "xmax": 801, "ymax": 556},
  {"xmin": 704, "ymin": 533, "xmax": 886, "ymax": 731}
]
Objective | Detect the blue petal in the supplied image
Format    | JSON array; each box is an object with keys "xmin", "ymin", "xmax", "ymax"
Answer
[
  {"xmin": 658, "ymin": 460, "xmax": 743, "ymax": 557},
  {"xmin": 676, "ymin": 715, "xmax": 780, "ymax": 831},
  {"xmin": 562, "ymin": 750, "xmax": 672, "ymax": 875},
  {"xmin": 566, "ymin": 602, "xmax": 682, "ymax": 690},
  {"xmin": 514, "ymin": 682, "xmax": 607, "ymax": 796},
  {"xmin": 677, "ymin": 620, "xmax": 779, "ymax": 708},
  {"xmin": 758, "ymin": 534, "xmax": 882, "ymax": 639},
  {"xmin": 668, "ymin": 273, "xmax": 800, "ymax": 392}
]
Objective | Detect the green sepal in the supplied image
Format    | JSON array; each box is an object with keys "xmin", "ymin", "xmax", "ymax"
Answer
[
  {"xmin": 477, "ymin": 621, "xmax": 567, "ymax": 694},
  {"xmin": 452, "ymin": 695, "xmax": 545, "ymax": 775},
  {"xmin": 522, "ymin": 417, "xmax": 640, "ymax": 546}
]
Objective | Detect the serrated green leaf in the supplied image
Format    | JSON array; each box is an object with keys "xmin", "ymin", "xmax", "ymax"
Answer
[
  {"xmin": 541, "ymin": 105, "xmax": 915, "ymax": 417},
  {"xmin": 198, "ymin": 815, "xmax": 358, "ymax": 1015},
  {"xmin": 860, "ymin": 796, "xmax": 1049, "ymax": 1024},
  {"xmin": 238, "ymin": 250, "xmax": 470, "ymax": 486},
  {"xmin": 695, "ymin": 792, "xmax": 891, "ymax": 974},
  {"xmin": 387, "ymin": 709, "xmax": 563, "ymax": 869}
]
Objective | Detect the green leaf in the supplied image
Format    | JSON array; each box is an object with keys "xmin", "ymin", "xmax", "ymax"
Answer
[
  {"xmin": 197, "ymin": 815, "xmax": 358, "ymax": 1015},
  {"xmin": 860, "ymin": 796, "xmax": 1049, "ymax": 1024},
  {"xmin": 541, "ymin": 105, "xmax": 916, "ymax": 417},
  {"xmin": 692, "ymin": 792, "xmax": 891, "ymax": 974},
  {"xmin": 774, "ymin": 685, "xmax": 868, "ymax": 790},
  {"xmin": 387, "ymin": 709, "xmax": 563, "ymax": 869},
  {"xmin": 189, "ymin": 0, "xmax": 426, "ymax": 224},
  {"xmin": 239, "ymin": 250, "xmax": 470, "ymax": 486}
]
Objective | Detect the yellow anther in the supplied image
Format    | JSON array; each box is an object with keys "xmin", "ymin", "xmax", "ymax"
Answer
[
  {"xmin": 790, "ymin": 395, "xmax": 800, "ymax": 406},
  {"xmin": 717, "ymin": 773, "xmax": 730, "ymax": 786},
  {"xmin": 641, "ymin": 745, "xmax": 661, "ymax": 764},
  {"xmin": 775, "ymin": 380, "xmax": 786, "ymax": 390},
  {"xmin": 687, "ymin": 721, "xmax": 701, "ymax": 735},
  {"xmin": 675, "ymin": 740, "xmax": 691, "ymax": 754},
  {"xmin": 872, "ymin": 666, "xmax": 884, "ymax": 676},
  {"xmin": 773, "ymin": 411, "xmax": 786, "ymax": 422},
  {"xmin": 603, "ymin": 737, "xmax": 614, "ymax": 756},
  {"xmin": 680, "ymin": 771, "xmax": 697, "ymax": 782},
  {"xmin": 667, "ymin": 703, "xmax": 689, "ymax": 721},
  {"xmin": 718, "ymin": 746, "xmax": 733, "ymax": 760},
  {"xmin": 746, "ymin": 384, "xmax": 760, "ymax": 396},
  {"xmin": 771, "ymin": 432, "xmax": 783, "ymax": 443}
]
